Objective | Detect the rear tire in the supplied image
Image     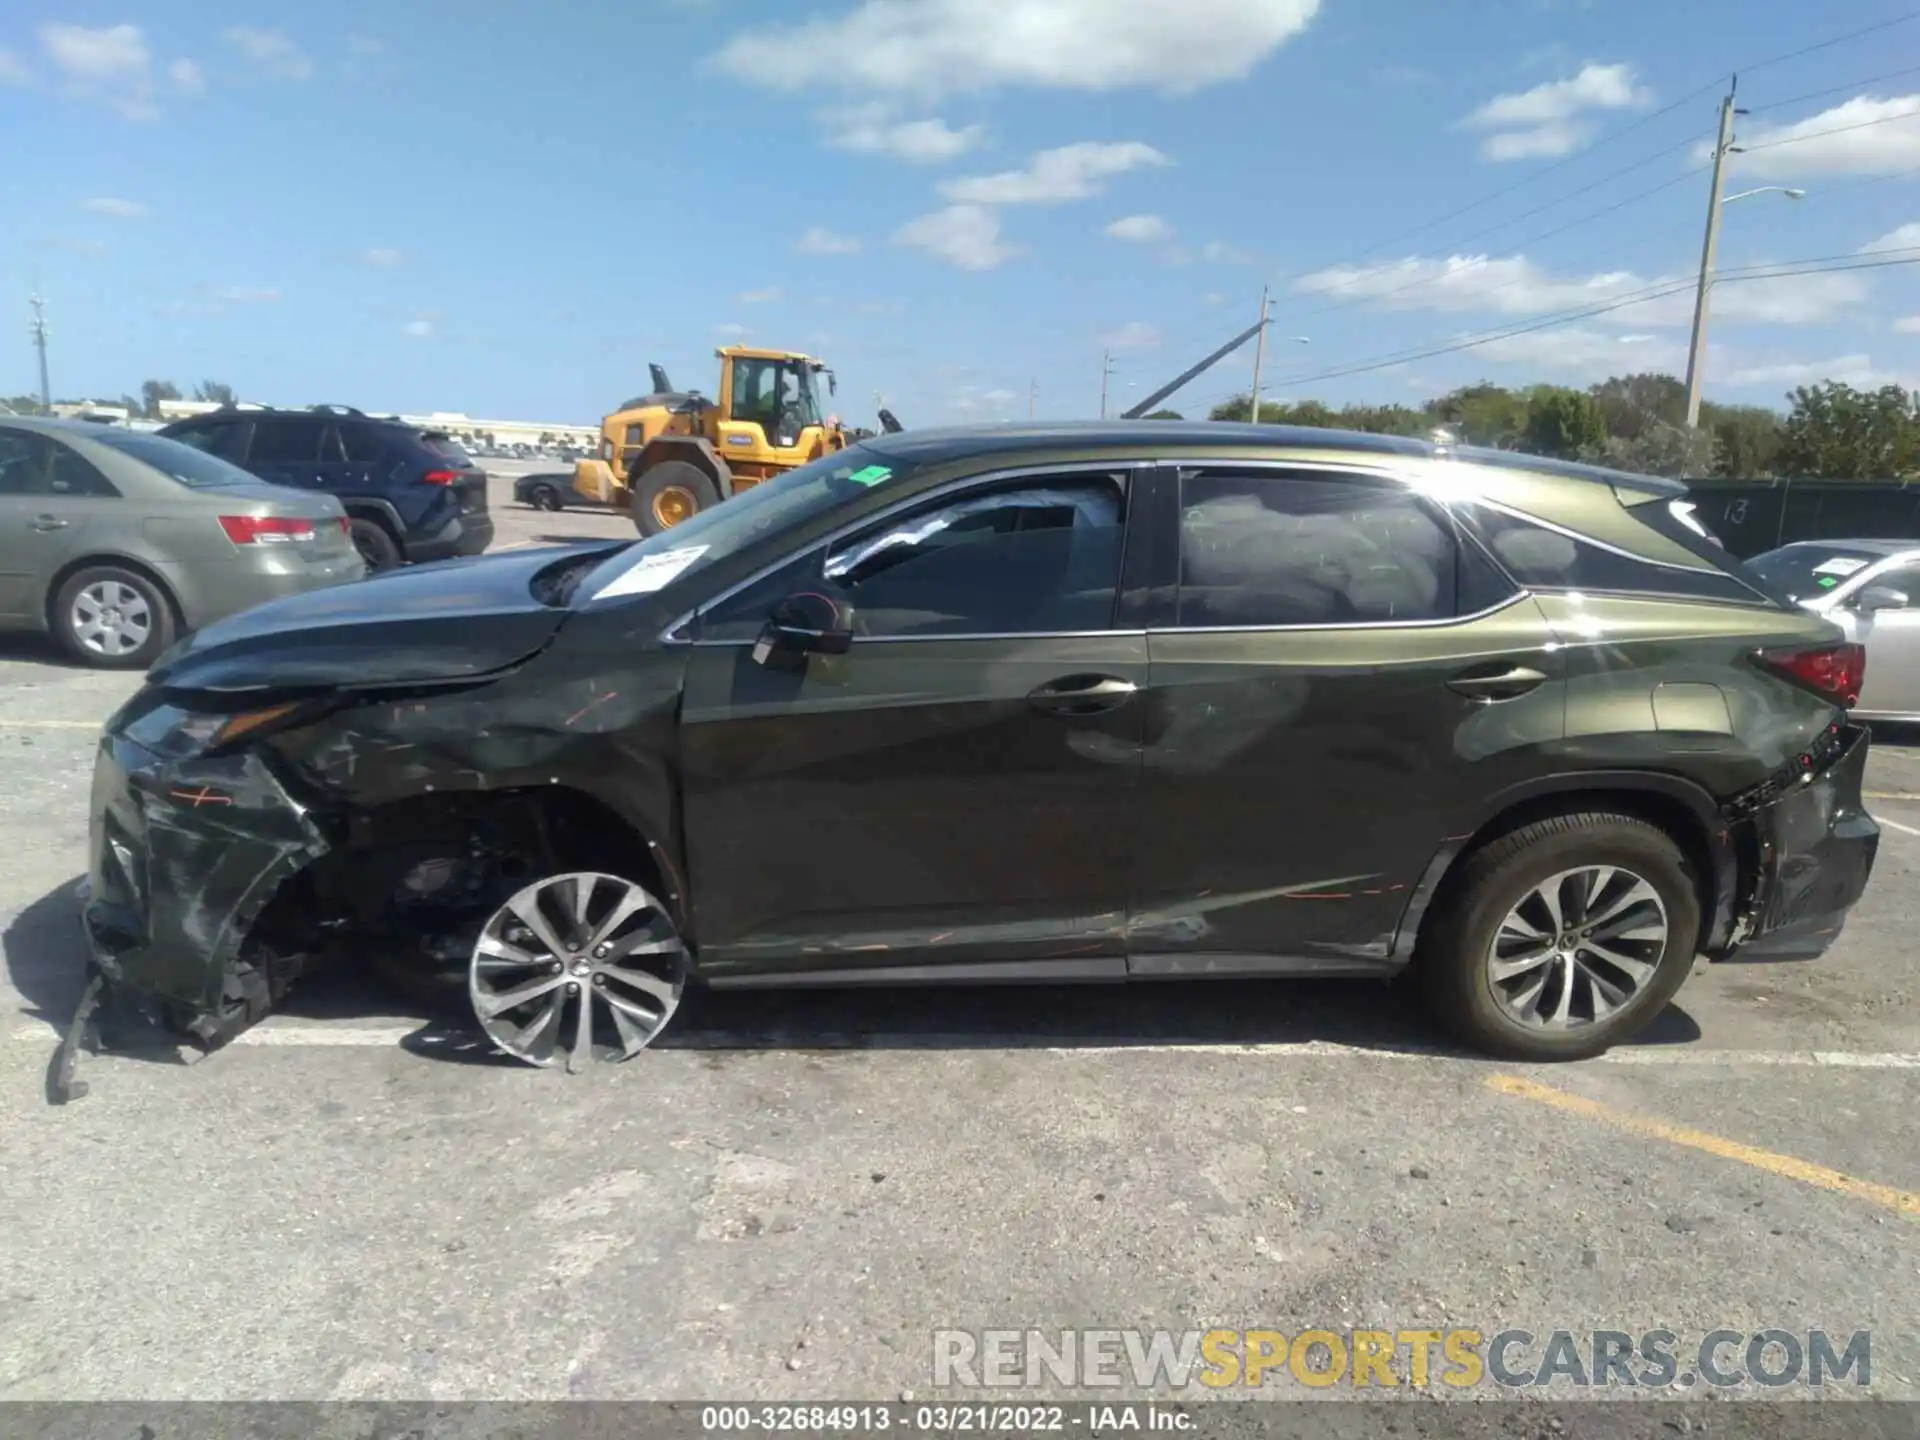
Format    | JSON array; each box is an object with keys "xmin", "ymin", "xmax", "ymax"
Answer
[
  {"xmin": 51, "ymin": 565, "xmax": 176, "ymax": 670},
  {"xmin": 630, "ymin": 460, "xmax": 720, "ymax": 537},
  {"xmin": 1417, "ymin": 811, "xmax": 1701, "ymax": 1061},
  {"xmin": 527, "ymin": 481, "xmax": 564, "ymax": 512},
  {"xmin": 349, "ymin": 517, "xmax": 404, "ymax": 572}
]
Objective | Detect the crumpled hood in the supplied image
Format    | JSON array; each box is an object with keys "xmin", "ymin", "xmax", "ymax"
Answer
[{"xmin": 151, "ymin": 543, "xmax": 619, "ymax": 695}]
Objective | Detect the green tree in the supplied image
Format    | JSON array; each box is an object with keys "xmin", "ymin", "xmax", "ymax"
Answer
[
  {"xmin": 194, "ymin": 380, "xmax": 237, "ymax": 406},
  {"xmin": 1702, "ymin": 403, "xmax": 1782, "ymax": 478},
  {"xmin": 1596, "ymin": 423, "xmax": 1712, "ymax": 478},
  {"xmin": 1144, "ymin": 408, "xmax": 1184, "ymax": 420},
  {"xmin": 2, "ymin": 395, "xmax": 50, "ymax": 416},
  {"xmin": 1425, "ymin": 383, "xmax": 1527, "ymax": 448},
  {"xmin": 1588, "ymin": 373, "xmax": 1687, "ymax": 442},
  {"xmin": 1777, "ymin": 382, "xmax": 1920, "ymax": 478},
  {"xmin": 140, "ymin": 379, "xmax": 181, "ymax": 418},
  {"xmin": 1523, "ymin": 387, "xmax": 1607, "ymax": 460}
]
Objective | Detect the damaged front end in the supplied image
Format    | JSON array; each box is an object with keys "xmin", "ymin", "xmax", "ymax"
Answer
[{"xmin": 1712, "ymin": 719, "xmax": 1880, "ymax": 963}]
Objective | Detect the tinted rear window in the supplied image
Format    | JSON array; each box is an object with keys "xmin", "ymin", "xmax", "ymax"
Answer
[
  {"xmin": 420, "ymin": 433, "xmax": 474, "ymax": 465},
  {"xmin": 1460, "ymin": 502, "xmax": 1761, "ymax": 604},
  {"xmin": 83, "ymin": 430, "xmax": 262, "ymax": 488}
]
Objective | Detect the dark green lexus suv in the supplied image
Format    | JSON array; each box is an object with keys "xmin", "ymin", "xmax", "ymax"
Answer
[{"xmin": 73, "ymin": 422, "xmax": 1879, "ymax": 1090}]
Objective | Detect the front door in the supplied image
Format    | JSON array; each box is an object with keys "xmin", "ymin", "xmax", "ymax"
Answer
[
  {"xmin": 1843, "ymin": 559, "xmax": 1920, "ymax": 717},
  {"xmin": 1130, "ymin": 464, "xmax": 1566, "ymax": 973},
  {"xmin": 679, "ymin": 468, "xmax": 1148, "ymax": 982}
]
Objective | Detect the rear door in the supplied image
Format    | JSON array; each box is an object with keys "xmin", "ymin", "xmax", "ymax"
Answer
[
  {"xmin": 244, "ymin": 418, "xmax": 325, "ymax": 490},
  {"xmin": 0, "ymin": 431, "xmax": 121, "ymax": 622},
  {"xmin": 1129, "ymin": 463, "xmax": 1566, "ymax": 972}
]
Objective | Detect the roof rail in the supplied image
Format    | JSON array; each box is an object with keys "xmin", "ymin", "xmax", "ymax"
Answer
[
  {"xmin": 215, "ymin": 400, "xmax": 270, "ymax": 411},
  {"xmin": 307, "ymin": 403, "xmax": 365, "ymax": 416}
]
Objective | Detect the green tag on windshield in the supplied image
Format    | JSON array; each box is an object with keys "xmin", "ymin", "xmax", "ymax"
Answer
[
  {"xmin": 1817, "ymin": 575, "xmax": 1840, "ymax": 588},
  {"xmin": 847, "ymin": 464, "xmax": 892, "ymax": 487}
]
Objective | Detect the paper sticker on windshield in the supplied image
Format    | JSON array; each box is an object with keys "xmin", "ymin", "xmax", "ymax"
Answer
[
  {"xmin": 847, "ymin": 464, "xmax": 892, "ymax": 487},
  {"xmin": 591, "ymin": 544, "xmax": 709, "ymax": 601},
  {"xmin": 1813, "ymin": 557, "xmax": 1869, "ymax": 577}
]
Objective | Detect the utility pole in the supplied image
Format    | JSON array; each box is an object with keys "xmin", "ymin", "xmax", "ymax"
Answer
[
  {"xmin": 1246, "ymin": 286, "xmax": 1271, "ymax": 424},
  {"xmin": 1099, "ymin": 351, "xmax": 1114, "ymax": 419},
  {"xmin": 28, "ymin": 292, "xmax": 51, "ymax": 412},
  {"xmin": 1684, "ymin": 77, "xmax": 1739, "ymax": 430},
  {"xmin": 1028, "ymin": 378, "xmax": 1037, "ymax": 420}
]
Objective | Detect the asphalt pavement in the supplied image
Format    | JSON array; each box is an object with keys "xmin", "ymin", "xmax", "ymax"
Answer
[{"xmin": 0, "ymin": 489, "xmax": 1915, "ymax": 1403}]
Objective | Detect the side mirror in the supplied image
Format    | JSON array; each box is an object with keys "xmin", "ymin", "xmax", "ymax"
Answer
[
  {"xmin": 1854, "ymin": 585, "xmax": 1909, "ymax": 614},
  {"xmin": 752, "ymin": 592, "xmax": 854, "ymax": 671}
]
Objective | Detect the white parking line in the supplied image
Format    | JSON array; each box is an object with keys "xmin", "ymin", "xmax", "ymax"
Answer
[
  {"xmin": 1876, "ymin": 815, "xmax": 1920, "ymax": 837},
  {"xmin": 0, "ymin": 720, "xmax": 99, "ymax": 730}
]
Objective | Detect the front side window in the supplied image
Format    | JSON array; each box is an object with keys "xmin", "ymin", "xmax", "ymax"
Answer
[{"xmin": 1177, "ymin": 471, "xmax": 1459, "ymax": 627}]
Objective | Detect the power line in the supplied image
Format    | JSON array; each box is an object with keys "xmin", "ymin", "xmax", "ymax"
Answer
[
  {"xmin": 1738, "ymin": 106, "xmax": 1920, "ymax": 151},
  {"xmin": 1737, "ymin": 12, "xmax": 1920, "ymax": 75},
  {"xmin": 1745, "ymin": 62, "xmax": 1920, "ymax": 113}
]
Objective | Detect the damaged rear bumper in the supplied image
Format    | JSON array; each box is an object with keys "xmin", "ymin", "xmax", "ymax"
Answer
[
  {"xmin": 1717, "ymin": 721, "xmax": 1879, "ymax": 963},
  {"xmin": 80, "ymin": 729, "xmax": 330, "ymax": 1046}
]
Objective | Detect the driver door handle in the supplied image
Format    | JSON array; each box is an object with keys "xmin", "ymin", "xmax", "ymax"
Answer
[
  {"xmin": 1029, "ymin": 674, "xmax": 1138, "ymax": 716},
  {"xmin": 1447, "ymin": 664, "xmax": 1547, "ymax": 701},
  {"xmin": 31, "ymin": 514, "xmax": 69, "ymax": 531}
]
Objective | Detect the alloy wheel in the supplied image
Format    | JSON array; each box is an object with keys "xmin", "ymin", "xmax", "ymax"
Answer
[
  {"xmin": 1486, "ymin": 865, "xmax": 1669, "ymax": 1030},
  {"xmin": 652, "ymin": 485, "xmax": 697, "ymax": 528},
  {"xmin": 468, "ymin": 871, "xmax": 687, "ymax": 1070},
  {"xmin": 70, "ymin": 581, "xmax": 153, "ymax": 659}
]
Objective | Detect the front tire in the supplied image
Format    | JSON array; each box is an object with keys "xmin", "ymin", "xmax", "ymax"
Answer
[
  {"xmin": 629, "ymin": 460, "xmax": 720, "ymax": 537},
  {"xmin": 51, "ymin": 565, "xmax": 177, "ymax": 669},
  {"xmin": 1418, "ymin": 812, "xmax": 1701, "ymax": 1061}
]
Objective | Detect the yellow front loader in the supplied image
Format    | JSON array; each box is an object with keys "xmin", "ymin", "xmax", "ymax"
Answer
[{"xmin": 572, "ymin": 347, "xmax": 857, "ymax": 536}]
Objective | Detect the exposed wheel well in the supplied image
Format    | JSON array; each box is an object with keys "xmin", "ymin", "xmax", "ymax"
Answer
[
  {"xmin": 1415, "ymin": 787, "xmax": 1723, "ymax": 957},
  {"xmin": 44, "ymin": 554, "xmax": 184, "ymax": 634}
]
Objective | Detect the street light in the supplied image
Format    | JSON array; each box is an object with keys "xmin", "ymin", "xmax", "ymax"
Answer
[{"xmin": 1723, "ymin": 186, "xmax": 1807, "ymax": 204}]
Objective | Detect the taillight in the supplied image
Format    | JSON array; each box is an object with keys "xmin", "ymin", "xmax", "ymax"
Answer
[
  {"xmin": 421, "ymin": 470, "xmax": 459, "ymax": 486},
  {"xmin": 218, "ymin": 515, "xmax": 318, "ymax": 545},
  {"xmin": 1756, "ymin": 643, "xmax": 1866, "ymax": 707}
]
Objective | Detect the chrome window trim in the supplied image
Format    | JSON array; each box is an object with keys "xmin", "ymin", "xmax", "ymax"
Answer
[
  {"xmin": 1466, "ymin": 495, "xmax": 1726, "ymax": 579},
  {"xmin": 659, "ymin": 458, "xmax": 1150, "ymax": 644},
  {"xmin": 1143, "ymin": 590, "xmax": 1529, "ymax": 636}
]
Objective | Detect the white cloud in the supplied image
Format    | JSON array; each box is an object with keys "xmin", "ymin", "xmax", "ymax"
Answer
[
  {"xmin": 713, "ymin": 0, "xmax": 1321, "ymax": 98},
  {"xmin": 1100, "ymin": 321, "xmax": 1160, "ymax": 352},
  {"xmin": 893, "ymin": 203, "xmax": 1023, "ymax": 270},
  {"xmin": 1292, "ymin": 252, "xmax": 1868, "ymax": 326},
  {"xmin": 403, "ymin": 319, "xmax": 435, "ymax": 339},
  {"xmin": 715, "ymin": 322, "xmax": 753, "ymax": 337},
  {"xmin": 1727, "ymin": 95, "xmax": 1920, "ymax": 179},
  {"xmin": 1896, "ymin": 315, "xmax": 1920, "ymax": 334},
  {"xmin": 1202, "ymin": 240, "xmax": 1253, "ymax": 264},
  {"xmin": 1859, "ymin": 221, "xmax": 1920, "ymax": 254},
  {"xmin": 169, "ymin": 57, "xmax": 205, "ymax": 94},
  {"xmin": 739, "ymin": 287, "xmax": 782, "ymax": 303},
  {"xmin": 38, "ymin": 23, "xmax": 162, "ymax": 118},
  {"xmin": 81, "ymin": 196, "xmax": 147, "ymax": 219},
  {"xmin": 941, "ymin": 141, "xmax": 1168, "ymax": 204},
  {"xmin": 1719, "ymin": 354, "xmax": 1906, "ymax": 390},
  {"xmin": 223, "ymin": 27, "xmax": 314, "ymax": 80},
  {"xmin": 360, "ymin": 246, "xmax": 403, "ymax": 267},
  {"xmin": 40, "ymin": 23, "xmax": 148, "ymax": 80},
  {"xmin": 1462, "ymin": 62, "xmax": 1651, "ymax": 162},
  {"xmin": 825, "ymin": 103, "xmax": 984, "ymax": 162},
  {"xmin": 0, "ymin": 48, "xmax": 31, "ymax": 86},
  {"xmin": 348, "ymin": 34, "xmax": 384, "ymax": 56},
  {"xmin": 1107, "ymin": 213, "xmax": 1172, "ymax": 243},
  {"xmin": 799, "ymin": 226, "xmax": 862, "ymax": 255},
  {"xmin": 1475, "ymin": 326, "xmax": 1684, "ymax": 375}
]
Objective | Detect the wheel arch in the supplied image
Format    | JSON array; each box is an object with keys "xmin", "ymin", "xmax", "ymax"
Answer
[
  {"xmin": 339, "ymin": 496, "xmax": 407, "ymax": 539},
  {"xmin": 1390, "ymin": 771, "xmax": 1738, "ymax": 966},
  {"xmin": 44, "ymin": 551, "xmax": 187, "ymax": 634},
  {"xmin": 633, "ymin": 436, "xmax": 735, "ymax": 498}
]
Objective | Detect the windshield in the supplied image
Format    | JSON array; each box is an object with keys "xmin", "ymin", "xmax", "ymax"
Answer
[
  {"xmin": 582, "ymin": 443, "xmax": 910, "ymax": 603},
  {"xmin": 84, "ymin": 429, "xmax": 263, "ymax": 488},
  {"xmin": 1743, "ymin": 544, "xmax": 1885, "ymax": 606}
]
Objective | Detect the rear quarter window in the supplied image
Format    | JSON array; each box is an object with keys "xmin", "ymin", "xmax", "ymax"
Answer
[
  {"xmin": 420, "ymin": 433, "xmax": 475, "ymax": 466},
  {"xmin": 1460, "ymin": 501, "xmax": 1764, "ymax": 604}
]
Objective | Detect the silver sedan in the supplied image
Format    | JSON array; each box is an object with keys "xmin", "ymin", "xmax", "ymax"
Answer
[
  {"xmin": 1746, "ymin": 538, "xmax": 1920, "ymax": 721},
  {"xmin": 0, "ymin": 418, "xmax": 365, "ymax": 668}
]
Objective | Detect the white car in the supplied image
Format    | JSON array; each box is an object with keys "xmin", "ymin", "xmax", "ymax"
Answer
[{"xmin": 1746, "ymin": 539, "xmax": 1920, "ymax": 721}]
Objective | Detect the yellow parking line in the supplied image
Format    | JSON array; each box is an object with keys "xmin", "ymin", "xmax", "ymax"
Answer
[
  {"xmin": 1486, "ymin": 1074, "xmax": 1920, "ymax": 1217},
  {"xmin": 1865, "ymin": 791, "xmax": 1920, "ymax": 801}
]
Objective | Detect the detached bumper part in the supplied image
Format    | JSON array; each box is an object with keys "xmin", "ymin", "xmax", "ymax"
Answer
[
  {"xmin": 80, "ymin": 731, "xmax": 330, "ymax": 1055},
  {"xmin": 1718, "ymin": 722, "xmax": 1879, "ymax": 963}
]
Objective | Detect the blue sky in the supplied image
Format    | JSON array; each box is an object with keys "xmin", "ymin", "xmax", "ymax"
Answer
[{"xmin": 2, "ymin": 0, "xmax": 1917, "ymax": 429}]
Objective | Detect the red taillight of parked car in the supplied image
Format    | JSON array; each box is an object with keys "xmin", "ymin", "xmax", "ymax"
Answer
[
  {"xmin": 421, "ymin": 470, "xmax": 459, "ymax": 486},
  {"xmin": 218, "ymin": 514, "xmax": 318, "ymax": 545},
  {"xmin": 1757, "ymin": 643, "xmax": 1866, "ymax": 708}
]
